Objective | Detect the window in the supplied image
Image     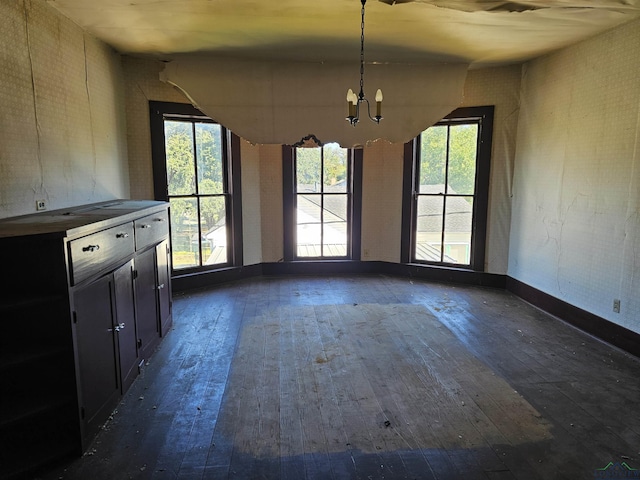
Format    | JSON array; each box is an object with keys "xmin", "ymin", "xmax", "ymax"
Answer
[
  {"xmin": 150, "ymin": 102, "xmax": 242, "ymax": 273},
  {"xmin": 283, "ymin": 142, "xmax": 362, "ymax": 260},
  {"xmin": 401, "ymin": 106, "xmax": 493, "ymax": 270}
]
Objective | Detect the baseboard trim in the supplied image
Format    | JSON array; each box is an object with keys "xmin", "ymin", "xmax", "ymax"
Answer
[
  {"xmin": 380, "ymin": 262, "xmax": 506, "ymax": 288},
  {"xmin": 262, "ymin": 260, "xmax": 382, "ymax": 276},
  {"xmin": 172, "ymin": 264, "xmax": 262, "ymax": 292},
  {"xmin": 173, "ymin": 261, "xmax": 505, "ymax": 292},
  {"xmin": 506, "ymin": 276, "xmax": 640, "ymax": 358}
]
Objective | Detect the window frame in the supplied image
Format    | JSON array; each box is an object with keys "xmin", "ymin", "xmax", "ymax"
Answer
[
  {"xmin": 282, "ymin": 145, "xmax": 363, "ymax": 261},
  {"xmin": 401, "ymin": 105, "xmax": 494, "ymax": 271},
  {"xmin": 149, "ymin": 101, "xmax": 243, "ymax": 274}
]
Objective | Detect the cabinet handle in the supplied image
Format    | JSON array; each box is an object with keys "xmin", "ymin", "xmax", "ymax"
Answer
[
  {"xmin": 140, "ymin": 224, "xmax": 151, "ymax": 229},
  {"xmin": 109, "ymin": 323, "xmax": 126, "ymax": 333},
  {"xmin": 116, "ymin": 232, "xmax": 129, "ymax": 238},
  {"xmin": 157, "ymin": 283, "xmax": 165, "ymax": 290},
  {"xmin": 154, "ymin": 218, "xmax": 165, "ymax": 222},
  {"xmin": 82, "ymin": 245, "xmax": 100, "ymax": 252}
]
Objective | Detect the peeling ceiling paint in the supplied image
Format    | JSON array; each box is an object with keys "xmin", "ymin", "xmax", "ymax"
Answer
[{"xmin": 160, "ymin": 56, "xmax": 469, "ymax": 147}]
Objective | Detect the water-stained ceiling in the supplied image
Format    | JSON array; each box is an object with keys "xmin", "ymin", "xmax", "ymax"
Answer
[{"xmin": 46, "ymin": 0, "xmax": 640, "ymax": 66}]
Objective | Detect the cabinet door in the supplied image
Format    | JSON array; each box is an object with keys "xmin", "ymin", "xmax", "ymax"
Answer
[
  {"xmin": 156, "ymin": 240, "xmax": 172, "ymax": 336},
  {"xmin": 134, "ymin": 248, "xmax": 160, "ymax": 361},
  {"xmin": 113, "ymin": 260, "xmax": 139, "ymax": 393},
  {"xmin": 73, "ymin": 275, "xmax": 119, "ymax": 437}
]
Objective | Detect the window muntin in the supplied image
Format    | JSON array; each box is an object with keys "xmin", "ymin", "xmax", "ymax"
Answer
[
  {"xmin": 294, "ymin": 143, "xmax": 350, "ymax": 258},
  {"xmin": 163, "ymin": 119, "xmax": 230, "ymax": 270},
  {"xmin": 405, "ymin": 106, "xmax": 493, "ymax": 270},
  {"xmin": 150, "ymin": 101, "xmax": 242, "ymax": 275},
  {"xmin": 415, "ymin": 122, "xmax": 478, "ymax": 265}
]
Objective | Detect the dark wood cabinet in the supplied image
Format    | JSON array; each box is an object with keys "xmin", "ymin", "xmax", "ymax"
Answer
[
  {"xmin": 0, "ymin": 200, "xmax": 171, "ymax": 480},
  {"xmin": 156, "ymin": 239, "xmax": 173, "ymax": 336},
  {"xmin": 74, "ymin": 274, "xmax": 121, "ymax": 436},
  {"xmin": 114, "ymin": 260, "xmax": 139, "ymax": 394},
  {"xmin": 135, "ymin": 247, "xmax": 161, "ymax": 361}
]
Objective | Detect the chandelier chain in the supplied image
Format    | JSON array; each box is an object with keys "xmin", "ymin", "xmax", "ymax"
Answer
[
  {"xmin": 359, "ymin": 0, "xmax": 366, "ymax": 98},
  {"xmin": 346, "ymin": 0, "xmax": 381, "ymax": 126}
]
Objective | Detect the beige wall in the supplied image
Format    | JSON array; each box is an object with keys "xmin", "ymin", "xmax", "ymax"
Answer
[
  {"xmin": 361, "ymin": 141, "xmax": 404, "ymax": 263},
  {"xmin": 6, "ymin": 0, "xmax": 516, "ymax": 272},
  {"xmin": 9, "ymin": 1, "xmax": 638, "ymax": 335},
  {"xmin": 359, "ymin": 65, "xmax": 521, "ymax": 272},
  {"xmin": 462, "ymin": 65, "xmax": 521, "ymax": 274},
  {"xmin": 509, "ymin": 18, "xmax": 640, "ymax": 333},
  {"xmin": 240, "ymin": 141, "xmax": 263, "ymax": 265},
  {"xmin": 120, "ymin": 56, "xmax": 274, "ymax": 265},
  {"xmin": 0, "ymin": 0, "xmax": 129, "ymax": 218},
  {"xmin": 121, "ymin": 56, "xmax": 190, "ymax": 200},
  {"xmin": 108, "ymin": 54, "xmax": 522, "ymax": 270},
  {"xmin": 257, "ymin": 145, "xmax": 285, "ymax": 263}
]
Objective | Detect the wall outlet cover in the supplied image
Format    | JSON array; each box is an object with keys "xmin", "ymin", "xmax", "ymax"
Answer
[{"xmin": 613, "ymin": 299, "xmax": 621, "ymax": 313}]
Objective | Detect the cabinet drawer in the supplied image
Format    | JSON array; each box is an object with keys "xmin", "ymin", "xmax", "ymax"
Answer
[
  {"xmin": 134, "ymin": 210, "xmax": 169, "ymax": 251},
  {"xmin": 69, "ymin": 223, "xmax": 135, "ymax": 285}
]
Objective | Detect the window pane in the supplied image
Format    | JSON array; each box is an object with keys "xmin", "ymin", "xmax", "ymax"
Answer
[
  {"xmin": 296, "ymin": 147, "xmax": 321, "ymax": 193},
  {"xmin": 297, "ymin": 194, "xmax": 322, "ymax": 257},
  {"xmin": 323, "ymin": 143, "xmax": 348, "ymax": 193},
  {"xmin": 200, "ymin": 196, "xmax": 227, "ymax": 265},
  {"xmin": 415, "ymin": 196, "xmax": 443, "ymax": 262},
  {"xmin": 443, "ymin": 196, "xmax": 473, "ymax": 264},
  {"xmin": 164, "ymin": 121, "xmax": 196, "ymax": 195},
  {"xmin": 447, "ymin": 124, "xmax": 478, "ymax": 195},
  {"xmin": 323, "ymin": 194, "xmax": 347, "ymax": 256},
  {"xmin": 325, "ymin": 222, "xmax": 347, "ymax": 256},
  {"xmin": 419, "ymin": 125, "xmax": 447, "ymax": 194},
  {"xmin": 169, "ymin": 198, "xmax": 200, "ymax": 269},
  {"xmin": 195, "ymin": 123, "xmax": 224, "ymax": 195}
]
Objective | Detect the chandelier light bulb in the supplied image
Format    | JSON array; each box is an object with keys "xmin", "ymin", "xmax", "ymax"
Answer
[
  {"xmin": 375, "ymin": 89, "xmax": 383, "ymax": 118},
  {"xmin": 347, "ymin": 89, "xmax": 358, "ymax": 118},
  {"xmin": 347, "ymin": 89, "xmax": 354, "ymax": 102}
]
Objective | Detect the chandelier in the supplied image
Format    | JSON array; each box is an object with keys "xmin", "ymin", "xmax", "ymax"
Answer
[{"xmin": 346, "ymin": 0, "xmax": 383, "ymax": 126}]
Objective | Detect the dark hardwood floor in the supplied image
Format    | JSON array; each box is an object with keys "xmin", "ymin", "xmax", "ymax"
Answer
[{"xmin": 37, "ymin": 275, "xmax": 640, "ymax": 480}]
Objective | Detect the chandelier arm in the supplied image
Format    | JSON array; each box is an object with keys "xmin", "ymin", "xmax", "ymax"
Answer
[{"xmin": 361, "ymin": 97, "xmax": 382, "ymax": 124}]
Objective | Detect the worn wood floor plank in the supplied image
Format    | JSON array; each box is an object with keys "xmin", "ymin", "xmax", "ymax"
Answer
[{"xmin": 37, "ymin": 275, "xmax": 640, "ymax": 480}]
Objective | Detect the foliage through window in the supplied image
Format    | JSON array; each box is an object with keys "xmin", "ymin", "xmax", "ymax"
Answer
[
  {"xmin": 150, "ymin": 102, "xmax": 242, "ymax": 273},
  {"xmin": 403, "ymin": 106, "xmax": 493, "ymax": 270}
]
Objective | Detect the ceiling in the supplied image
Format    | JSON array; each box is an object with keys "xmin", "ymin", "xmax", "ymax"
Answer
[
  {"xmin": 43, "ymin": 0, "xmax": 640, "ymax": 146},
  {"xmin": 47, "ymin": 0, "xmax": 640, "ymax": 68}
]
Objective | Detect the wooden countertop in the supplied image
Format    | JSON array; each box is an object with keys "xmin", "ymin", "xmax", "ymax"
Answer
[{"xmin": 0, "ymin": 200, "xmax": 168, "ymax": 240}]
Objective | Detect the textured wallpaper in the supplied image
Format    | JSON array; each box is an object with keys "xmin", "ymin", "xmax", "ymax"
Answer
[
  {"xmin": 509, "ymin": 18, "xmax": 640, "ymax": 333},
  {"xmin": 121, "ymin": 56, "xmax": 189, "ymax": 200},
  {"xmin": 360, "ymin": 66, "xmax": 522, "ymax": 271},
  {"xmin": 361, "ymin": 141, "xmax": 405, "ymax": 264},
  {"xmin": 0, "ymin": 0, "xmax": 129, "ymax": 218},
  {"xmin": 462, "ymin": 65, "xmax": 522, "ymax": 274},
  {"xmin": 120, "ymin": 57, "xmax": 521, "ymax": 270}
]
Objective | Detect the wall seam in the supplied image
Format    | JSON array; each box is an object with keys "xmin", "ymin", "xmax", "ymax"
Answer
[{"xmin": 23, "ymin": 0, "xmax": 45, "ymax": 199}]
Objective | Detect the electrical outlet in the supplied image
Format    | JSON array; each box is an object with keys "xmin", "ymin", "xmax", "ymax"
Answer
[
  {"xmin": 613, "ymin": 299, "xmax": 621, "ymax": 314},
  {"xmin": 36, "ymin": 200, "xmax": 46, "ymax": 211}
]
